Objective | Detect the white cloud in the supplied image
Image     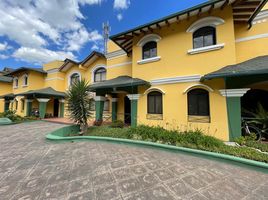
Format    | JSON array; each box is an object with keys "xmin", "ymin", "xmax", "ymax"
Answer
[
  {"xmin": 0, "ymin": 42, "xmax": 12, "ymax": 51},
  {"xmin": 0, "ymin": 54, "xmax": 8, "ymax": 59},
  {"xmin": 114, "ymin": 0, "xmax": 130, "ymax": 10},
  {"xmin": 91, "ymin": 44, "xmax": 99, "ymax": 51},
  {"xmin": 13, "ymin": 47, "xmax": 76, "ymax": 65},
  {"xmin": 117, "ymin": 13, "xmax": 123, "ymax": 21}
]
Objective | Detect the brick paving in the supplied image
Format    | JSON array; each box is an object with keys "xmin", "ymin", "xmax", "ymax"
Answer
[{"xmin": 0, "ymin": 121, "xmax": 267, "ymax": 200}]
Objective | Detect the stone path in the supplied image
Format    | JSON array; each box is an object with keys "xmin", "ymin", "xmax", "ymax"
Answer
[{"xmin": 0, "ymin": 121, "xmax": 267, "ymax": 200}]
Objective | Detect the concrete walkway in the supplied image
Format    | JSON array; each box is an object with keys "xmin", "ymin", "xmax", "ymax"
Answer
[{"xmin": 0, "ymin": 121, "xmax": 267, "ymax": 200}]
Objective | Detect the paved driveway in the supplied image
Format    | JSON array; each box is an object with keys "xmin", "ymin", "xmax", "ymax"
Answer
[{"xmin": 0, "ymin": 121, "xmax": 267, "ymax": 200}]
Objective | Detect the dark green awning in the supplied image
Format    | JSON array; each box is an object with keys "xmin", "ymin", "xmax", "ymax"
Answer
[
  {"xmin": 89, "ymin": 76, "xmax": 149, "ymax": 91},
  {"xmin": 16, "ymin": 87, "xmax": 66, "ymax": 98},
  {"xmin": 0, "ymin": 93, "xmax": 15, "ymax": 100},
  {"xmin": 202, "ymin": 56, "xmax": 268, "ymax": 81}
]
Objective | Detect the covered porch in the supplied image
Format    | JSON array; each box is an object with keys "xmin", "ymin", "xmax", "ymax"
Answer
[
  {"xmin": 16, "ymin": 87, "xmax": 66, "ymax": 119},
  {"xmin": 89, "ymin": 76, "xmax": 149, "ymax": 127},
  {"xmin": 203, "ymin": 55, "xmax": 268, "ymax": 141}
]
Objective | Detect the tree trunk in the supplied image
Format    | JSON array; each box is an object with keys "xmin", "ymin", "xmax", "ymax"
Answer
[{"xmin": 80, "ymin": 123, "xmax": 88, "ymax": 135}]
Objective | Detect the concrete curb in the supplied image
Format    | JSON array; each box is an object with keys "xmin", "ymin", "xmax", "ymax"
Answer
[{"xmin": 46, "ymin": 125, "xmax": 268, "ymax": 172}]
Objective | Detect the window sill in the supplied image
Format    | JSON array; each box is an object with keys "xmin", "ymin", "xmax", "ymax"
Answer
[
  {"xmin": 13, "ymin": 86, "xmax": 18, "ymax": 89},
  {"xmin": 147, "ymin": 114, "xmax": 163, "ymax": 120},
  {"xmin": 137, "ymin": 56, "xmax": 161, "ymax": 65},
  {"xmin": 22, "ymin": 85, "xmax": 28, "ymax": 88},
  {"xmin": 187, "ymin": 43, "xmax": 225, "ymax": 55},
  {"xmin": 188, "ymin": 115, "xmax": 210, "ymax": 123}
]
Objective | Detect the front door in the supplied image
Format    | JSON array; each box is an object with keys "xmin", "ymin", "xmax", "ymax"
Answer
[
  {"xmin": 53, "ymin": 99, "xmax": 59, "ymax": 117},
  {"xmin": 124, "ymin": 96, "xmax": 131, "ymax": 124}
]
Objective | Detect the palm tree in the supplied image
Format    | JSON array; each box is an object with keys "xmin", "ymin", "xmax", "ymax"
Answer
[{"xmin": 67, "ymin": 79, "xmax": 92, "ymax": 135}]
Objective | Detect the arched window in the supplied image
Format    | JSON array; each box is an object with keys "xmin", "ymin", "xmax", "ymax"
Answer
[
  {"xmin": 193, "ymin": 26, "xmax": 216, "ymax": 49},
  {"xmin": 13, "ymin": 77, "xmax": 18, "ymax": 88},
  {"xmin": 188, "ymin": 89, "xmax": 210, "ymax": 116},
  {"xmin": 94, "ymin": 68, "xmax": 106, "ymax": 82},
  {"xmin": 23, "ymin": 74, "xmax": 28, "ymax": 86},
  {"xmin": 148, "ymin": 91, "xmax": 162, "ymax": 114},
  {"xmin": 70, "ymin": 73, "xmax": 80, "ymax": 86},
  {"xmin": 143, "ymin": 41, "xmax": 157, "ymax": 59}
]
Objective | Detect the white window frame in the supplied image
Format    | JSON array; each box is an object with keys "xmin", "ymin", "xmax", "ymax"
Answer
[
  {"xmin": 187, "ymin": 16, "xmax": 225, "ymax": 55},
  {"xmin": 137, "ymin": 34, "xmax": 162, "ymax": 64},
  {"xmin": 13, "ymin": 77, "xmax": 19, "ymax": 89},
  {"xmin": 91, "ymin": 64, "xmax": 107, "ymax": 83},
  {"xmin": 22, "ymin": 74, "xmax": 28, "ymax": 87},
  {"xmin": 68, "ymin": 71, "xmax": 81, "ymax": 87}
]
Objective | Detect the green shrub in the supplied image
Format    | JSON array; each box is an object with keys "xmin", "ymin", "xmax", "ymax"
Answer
[
  {"xmin": 85, "ymin": 125, "xmax": 268, "ymax": 163},
  {"xmin": 110, "ymin": 120, "xmax": 124, "ymax": 128},
  {"xmin": 0, "ymin": 110, "xmax": 23, "ymax": 122}
]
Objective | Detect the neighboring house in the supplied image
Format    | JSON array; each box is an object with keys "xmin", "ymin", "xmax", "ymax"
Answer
[{"xmin": 0, "ymin": 0, "xmax": 268, "ymax": 141}]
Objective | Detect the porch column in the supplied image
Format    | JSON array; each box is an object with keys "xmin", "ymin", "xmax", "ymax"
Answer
[
  {"xmin": 4, "ymin": 100, "xmax": 10, "ymax": 112},
  {"xmin": 94, "ymin": 96, "xmax": 105, "ymax": 121},
  {"xmin": 25, "ymin": 99, "xmax": 33, "ymax": 117},
  {"xmin": 111, "ymin": 98, "xmax": 118, "ymax": 122},
  {"xmin": 10, "ymin": 100, "xmax": 14, "ymax": 110},
  {"xmin": 219, "ymin": 89, "xmax": 250, "ymax": 141},
  {"xmin": 127, "ymin": 94, "xmax": 140, "ymax": 127},
  {"xmin": 59, "ymin": 99, "xmax": 65, "ymax": 118},
  {"xmin": 37, "ymin": 98, "xmax": 50, "ymax": 119}
]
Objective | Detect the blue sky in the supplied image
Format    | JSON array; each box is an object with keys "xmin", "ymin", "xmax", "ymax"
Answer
[{"xmin": 0, "ymin": 0, "xmax": 206, "ymax": 70}]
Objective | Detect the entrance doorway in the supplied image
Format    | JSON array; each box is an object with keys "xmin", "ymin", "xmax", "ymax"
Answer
[
  {"xmin": 241, "ymin": 89, "xmax": 268, "ymax": 117},
  {"xmin": 53, "ymin": 99, "xmax": 59, "ymax": 117},
  {"xmin": 124, "ymin": 96, "xmax": 131, "ymax": 124}
]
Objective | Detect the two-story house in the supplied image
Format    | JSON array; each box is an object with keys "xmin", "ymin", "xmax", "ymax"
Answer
[{"xmin": 0, "ymin": 0, "xmax": 268, "ymax": 141}]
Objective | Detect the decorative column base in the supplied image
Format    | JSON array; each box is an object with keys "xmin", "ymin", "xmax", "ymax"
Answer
[
  {"xmin": 94, "ymin": 96, "xmax": 105, "ymax": 122},
  {"xmin": 112, "ymin": 98, "xmax": 118, "ymax": 122},
  {"xmin": 37, "ymin": 98, "xmax": 50, "ymax": 119},
  {"xmin": 59, "ymin": 99, "xmax": 65, "ymax": 118},
  {"xmin": 219, "ymin": 88, "xmax": 250, "ymax": 141},
  {"xmin": 127, "ymin": 94, "xmax": 140, "ymax": 127},
  {"xmin": 25, "ymin": 99, "xmax": 33, "ymax": 117}
]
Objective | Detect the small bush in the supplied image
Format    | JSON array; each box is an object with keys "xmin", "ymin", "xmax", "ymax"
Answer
[
  {"xmin": 0, "ymin": 110, "xmax": 23, "ymax": 122},
  {"xmin": 110, "ymin": 120, "xmax": 124, "ymax": 128}
]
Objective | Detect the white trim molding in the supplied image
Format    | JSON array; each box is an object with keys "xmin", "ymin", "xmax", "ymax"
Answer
[
  {"xmin": 219, "ymin": 88, "xmax": 250, "ymax": 97},
  {"xmin": 188, "ymin": 43, "xmax": 225, "ymax": 55},
  {"xmin": 137, "ymin": 34, "xmax": 162, "ymax": 47},
  {"xmin": 236, "ymin": 33, "xmax": 268, "ymax": 43},
  {"xmin": 68, "ymin": 71, "xmax": 82, "ymax": 87},
  {"xmin": 111, "ymin": 98, "xmax": 118, "ymax": 103},
  {"xmin": 59, "ymin": 99, "xmax": 65, "ymax": 103},
  {"xmin": 127, "ymin": 94, "xmax": 141, "ymax": 100},
  {"xmin": 186, "ymin": 16, "xmax": 225, "ymax": 33},
  {"xmin": 144, "ymin": 87, "xmax": 166, "ymax": 95},
  {"xmin": 45, "ymin": 77, "xmax": 64, "ymax": 81},
  {"xmin": 106, "ymin": 50, "xmax": 127, "ymax": 60},
  {"xmin": 107, "ymin": 61, "xmax": 132, "ymax": 69},
  {"xmin": 151, "ymin": 75, "xmax": 201, "ymax": 86},
  {"xmin": 253, "ymin": 10, "xmax": 268, "ymax": 24},
  {"xmin": 137, "ymin": 56, "xmax": 161, "ymax": 65},
  {"xmin": 37, "ymin": 98, "xmax": 50, "ymax": 103},
  {"xmin": 183, "ymin": 84, "xmax": 214, "ymax": 94},
  {"xmin": 94, "ymin": 96, "xmax": 106, "ymax": 101},
  {"xmin": 47, "ymin": 68, "xmax": 60, "ymax": 74}
]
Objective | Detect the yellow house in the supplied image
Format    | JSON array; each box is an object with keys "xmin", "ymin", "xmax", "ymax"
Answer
[{"xmin": 0, "ymin": 0, "xmax": 268, "ymax": 141}]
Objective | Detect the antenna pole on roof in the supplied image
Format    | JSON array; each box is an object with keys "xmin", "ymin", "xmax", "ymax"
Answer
[{"xmin": 103, "ymin": 21, "xmax": 111, "ymax": 56}]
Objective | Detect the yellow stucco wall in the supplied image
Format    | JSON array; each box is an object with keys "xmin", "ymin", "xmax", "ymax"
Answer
[{"xmin": 0, "ymin": 82, "xmax": 12, "ymax": 112}]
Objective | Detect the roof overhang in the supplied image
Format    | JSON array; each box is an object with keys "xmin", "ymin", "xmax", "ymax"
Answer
[
  {"xmin": 16, "ymin": 87, "xmax": 66, "ymax": 98},
  {"xmin": 89, "ymin": 76, "xmax": 150, "ymax": 92},
  {"xmin": 5, "ymin": 67, "xmax": 47, "ymax": 76},
  {"xmin": 110, "ymin": 0, "xmax": 267, "ymax": 54},
  {"xmin": 59, "ymin": 59, "xmax": 79, "ymax": 72},
  {"xmin": 80, "ymin": 51, "xmax": 105, "ymax": 67}
]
